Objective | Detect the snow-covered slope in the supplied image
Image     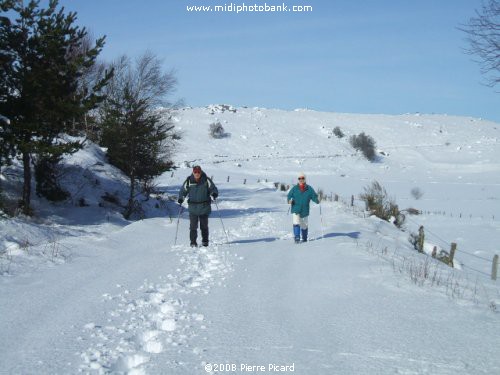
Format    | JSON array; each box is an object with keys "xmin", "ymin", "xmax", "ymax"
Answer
[
  {"xmin": 0, "ymin": 106, "xmax": 499, "ymax": 374},
  {"xmin": 174, "ymin": 106, "xmax": 500, "ymax": 217},
  {"xmin": 172, "ymin": 105, "xmax": 500, "ymax": 274}
]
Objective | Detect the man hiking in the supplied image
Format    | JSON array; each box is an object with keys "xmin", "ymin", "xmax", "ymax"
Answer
[
  {"xmin": 178, "ymin": 165, "xmax": 219, "ymax": 247},
  {"xmin": 287, "ymin": 172, "xmax": 319, "ymax": 243}
]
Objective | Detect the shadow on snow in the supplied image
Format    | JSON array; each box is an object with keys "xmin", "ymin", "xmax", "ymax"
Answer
[
  {"xmin": 318, "ymin": 231, "xmax": 361, "ymax": 240},
  {"xmin": 228, "ymin": 231, "xmax": 361, "ymax": 245},
  {"xmin": 175, "ymin": 206, "xmax": 282, "ymax": 220}
]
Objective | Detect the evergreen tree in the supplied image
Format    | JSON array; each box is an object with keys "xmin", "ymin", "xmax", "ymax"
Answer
[
  {"xmin": 0, "ymin": 0, "xmax": 111, "ymax": 214},
  {"xmin": 0, "ymin": 3, "xmax": 15, "ymax": 194},
  {"xmin": 99, "ymin": 53, "xmax": 178, "ymax": 219},
  {"xmin": 0, "ymin": 115, "xmax": 12, "ymax": 211}
]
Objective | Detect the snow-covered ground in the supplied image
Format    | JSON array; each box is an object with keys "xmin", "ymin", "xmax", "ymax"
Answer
[{"xmin": 1, "ymin": 106, "xmax": 499, "ymax": 374}]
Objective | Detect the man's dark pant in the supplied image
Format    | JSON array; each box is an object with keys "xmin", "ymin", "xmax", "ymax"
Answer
[{"xmin": 190, "ymin": 214, "xmax": 209, "ymax": 245}]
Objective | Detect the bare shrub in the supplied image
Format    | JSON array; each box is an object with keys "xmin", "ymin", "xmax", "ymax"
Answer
[
  {"xmin": 406, "ymin": 207, "xmax": 421, "ymax": 215},
  {"xmin": 360, "ymin": 181, "xmax": 403, "ymax": 226},
  {"xmin": 280, "ymin": 183, "xmax": 289, "ymax": 192},
  {"xmin": 333, "ymin": 126, "xmax": 344, "ymax": 138},
  {"xmin": 349, "ymin": 132, "xmax": 376, "ymax": 161},
  {"xmin": 209, "ymin": 122, "xmax": 229, "ymax": 139},
  {"xmin": 411, "ymin": 187, "xmax": 424, "ymax": 200}
]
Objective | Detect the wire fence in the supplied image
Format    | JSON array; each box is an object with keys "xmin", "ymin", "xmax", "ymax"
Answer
[
  {"xmin": 2, "ymin": 172, "xmax": 499, "ymax": 284},
  {"xmin": 189, "ymin": 172, "xmax": 500, "ymax": 284}
]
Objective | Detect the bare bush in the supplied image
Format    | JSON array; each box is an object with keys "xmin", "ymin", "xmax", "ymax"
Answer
[
  {"xmin": 349, "ymin": 132, "xmax": 376, "ymax": 161},
  {"xmin": 209, "ymin": 122, "xmax": 229, "ymax": 139},
  {"xmin": 333, "ymin": 126, "xmax": 344, "ymax": 138},
  {"xmin": 360, "ymin": 181, "xmax": 403, "ymax": 227},
  {"xmin": 411, "ymin": 187, "xmax": 424, "ymax": 200},
  {"xmin": 406, "ymin": 207, "xmax": 421, "ymax": 215}
]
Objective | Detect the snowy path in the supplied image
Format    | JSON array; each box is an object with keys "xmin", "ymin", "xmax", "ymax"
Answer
[
  {"xmin": 192, "ymin": 236, "xmax": 500, "ymax": 375},
  {"xmin": 1, "ymin": 184, "xmax": 499, "ymax": 374},
  {"xmin": 0, "ymin": 219, "xmax": 188, "ymax": 373}
]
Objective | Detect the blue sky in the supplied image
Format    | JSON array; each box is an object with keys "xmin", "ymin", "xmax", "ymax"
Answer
[{"xmin": 56, "ymin": 0, "xmax": 499, "ymax": 122}]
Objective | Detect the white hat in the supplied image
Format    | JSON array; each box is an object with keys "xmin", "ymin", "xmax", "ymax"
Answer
[{"xmin": 298, "ymin": 172, "xmax": 306, "ymax": 179}]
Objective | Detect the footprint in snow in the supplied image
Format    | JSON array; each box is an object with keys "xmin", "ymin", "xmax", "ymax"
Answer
[
  {"xmin": 140, "ymin": 330, "xmax": 164, "ymax": 354},
  {"xmin": 111, "ymin": 353, "xmax": 149, "ymax": 374}
]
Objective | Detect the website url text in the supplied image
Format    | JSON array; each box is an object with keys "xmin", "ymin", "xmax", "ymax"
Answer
[{"xmin": 186, "ymin": 3, "xmax": 313, "ymax": 14}]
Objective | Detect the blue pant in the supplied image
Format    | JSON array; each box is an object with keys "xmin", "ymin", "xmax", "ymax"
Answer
[{"xmin": 293, "ymin": 225, "xmax": 308, "ymax": 242}]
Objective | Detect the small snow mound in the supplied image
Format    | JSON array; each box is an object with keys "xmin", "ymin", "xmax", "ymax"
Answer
[
  {"xmin": 142, "ymin": 330, "xmax": 160, "ymax": 342},
  {"xmin": 149, "ymin": 292, "xmax": 165, "ymax": 305},
  {"xmin": 112, "ymin": 354, "xmax": 149, "ymax": 372},
  {"xmin": 84, "ymin": 323, "xmax": 96, "ymax": 330},
  {"xmin": 160, "ymin": 318, "xmax": 177, "ymax": 332},
  {"xmin": 160, "ymin": 303, "xmax": 176, "ymax": 316},
  {"xmin": 143, "ymin": 339, "xmax": 163, "ymax": 354}
]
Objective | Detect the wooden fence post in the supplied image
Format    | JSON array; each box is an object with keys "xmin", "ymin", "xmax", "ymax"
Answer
[
  {"xmin": 449, "ymin": 243, "xmax": 457, "ymax": 267},
  {"xmin": 227, "ymin": 176, "xmax": 230, "ymax": 182},
  {"xmin": 351, "ymin": 195, "xmax": 354, "ymax": 207},
  {"xmin": 432, "ymin": 246, "xmax": 437, "ymax": 258},
  {"xmin": 243, "ymin": 179, "xmax": 246, "ymax": 185},
  {"xmin": 492, "ymin": 255, "xmax": 499, "ymax": 281},
  {"xmin": 418, "ymin": 226, "xmax": 425, "ymax": 253},
  {"xmin": 334, "ymin": 194, "xmax": 339, "ymax": 202}
]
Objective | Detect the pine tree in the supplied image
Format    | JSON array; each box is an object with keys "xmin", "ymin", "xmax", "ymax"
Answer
[
  {"xmin": 0, "ymin": 115, "xmax": 12, "ymax": 212},
  {"xmin": 0, "ymin": 0, "xmax": 111, "ymax": 214},
  {"xmin": 99, "ymin": 53, "xmax": 178, "ymax": 219},
  {"xmin": 0, "ymin": 3, "xmax": 15, "ymax": 206}
]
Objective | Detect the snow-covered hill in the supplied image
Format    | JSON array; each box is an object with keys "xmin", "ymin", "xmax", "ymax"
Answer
[
  {"xmin": 172, "ymin": 105, "xmax": 500, "ymax": 274},
  {"xmin": 0, "ymin": 106, "xmax": 499, "ymax": 374}
]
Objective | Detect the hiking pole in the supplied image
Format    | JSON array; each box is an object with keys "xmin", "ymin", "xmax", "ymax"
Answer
[
  {"xmin": 166, "ymin": 205, "xmax": 173, "ymax": 223},
  {"xmin": 319, "ymin": 201, "xmax": 325, "ymax": 240},
  {"xmin": 214, "ymin": 199, "xmax": 230, "ymax": 244},
  {"xmin": 285, "ymin": 201, "xmax": 294, "ymax": 240},
  {"xmin": 174, "ymin": 204, "xmax": 183, "ymax": 246}
]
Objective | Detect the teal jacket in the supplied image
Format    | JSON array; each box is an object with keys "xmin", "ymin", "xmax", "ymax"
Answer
[
  {"xmin": 179, "ymin": 172, "xmax": 218, "ymax": 216},
  {"xmin": 287, "ymin": 184, "xmax": 319, "ymax": 218}
]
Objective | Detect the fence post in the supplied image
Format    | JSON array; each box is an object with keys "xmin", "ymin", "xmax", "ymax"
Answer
[
  {"xmin": 432, "ymin": 246, "xmax": 437, "ymax": 258},
  {"xmin": 449, "ymin": 243, "xmax": 457, "ymax": 267},
  {"xmin": 227, "ymin": 176, "xmax": 230, "ymax": 182},
  {"xmin": 492, "ymin": 255, "xmax": 499, "ymax": 281},
  {"xmin": 351, "ymin": 195, "xmax": 354, "ymax": 207},
  {"xmin": 417, "ymin": 226, "xmax": 425, "ymax": 253},
  {"xmin": 243, "ymin": 179, "xmax": 246, "ymax": 185}
]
